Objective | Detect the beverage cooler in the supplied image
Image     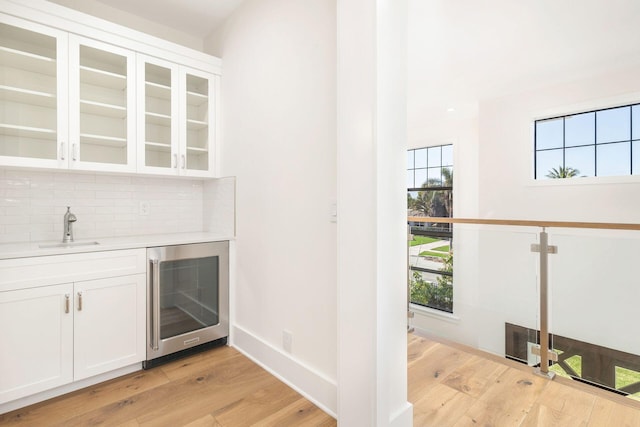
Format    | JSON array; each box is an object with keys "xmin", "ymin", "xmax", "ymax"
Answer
[{"xmin": 143, "ymin": 241, "xmax": 229, "ymax": 368}]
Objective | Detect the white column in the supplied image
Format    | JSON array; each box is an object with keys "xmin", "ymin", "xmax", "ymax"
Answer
[{"xmin": 337, "ymin": 0, "xmax": 411, "ymax": 425}]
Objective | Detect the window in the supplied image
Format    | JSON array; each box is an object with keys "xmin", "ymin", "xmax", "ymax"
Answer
[
  {"xmin": 535, "ymin": 103, "xmax": 640, "ymax": 179},
  {"xmin": 407, "ymin": 144, "xmax": 453, "ymax": 313}
]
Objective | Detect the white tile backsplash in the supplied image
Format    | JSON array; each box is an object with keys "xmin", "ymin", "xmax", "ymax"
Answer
[
  {"xmin": 203, "ymin": 177, "xmax": 236, "ymax": 236},
  {"xmin": 0, "ymin": 168, "xmax": 211, "ymax": 244}
]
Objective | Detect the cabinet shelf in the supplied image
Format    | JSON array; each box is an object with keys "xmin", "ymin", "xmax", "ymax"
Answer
[
  {"xmin": 145, "ymin": 141, "xmax": 172, "ymax": 152},
  {"xmin": 0, "ymin": 46, "xmax": 56, "ymax": 76},
  {"xmin": 187, "ymin": 119, "xmax": 208, "ymax": 130},
  {"xmin": 0, "ymin": 18, "xmax": 218, "ymax": 176},
  {"xmin": 186, "ymin": 146, "xmax": 208, "ymax": 153},
  {"xmin": 0, "ymin": 85, "xmax": 56, "ymax": 108},
  {"xmin": 80, "ymin": 66, "xmax": 126, "ymax": 90},
  {"xmin": 187, "ymin": 90, "xmax": 208, "ymax": 106},
  {"xmin": 146, "ymin": 81, "xmax": 171, "ymax": 100},
  {"xmin": 80, "ymin": 133, "xmax": 127, "ymax": 147},
  {"xmin": 0, "ymin": 123, "xmax": 56, "ymax": 140},
  {"xmin": 145, "ymin": 111, "xmax": 171, "ymax": 126},
  {"xmin": 80, "ymin": 100, "xmax": 126, "ymax": 119}
]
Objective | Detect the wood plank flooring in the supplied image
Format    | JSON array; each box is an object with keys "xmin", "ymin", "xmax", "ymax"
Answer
[
  {"xmin": 0, "ymin": 345, "xmax": 336, "ymax": 427},
  {"xmin": 3, "ymin": 334, "xmax": 639, "ymax": 426},
  {"xmin": 409, "ymin": 332, "xmax": 640, "ymax": 427}
]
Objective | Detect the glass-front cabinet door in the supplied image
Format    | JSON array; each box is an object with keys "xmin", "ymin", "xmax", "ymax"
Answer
[
  {"xmin": 0, "ymin": 16, "xmax": 68, "ymax": 169},
  {"xmin": 69, "ymin": 35, "xmax": 136, "ymax": 172},
  {"xmin": 137, "ymin": 55, "xmax": 179, "ymax": 174},
  {"xmin": 1, "ymin": 15, "xmax": 216, "ymax": 176},
  {"xmin": 181, "ymin": 68, "xmax": 215, "ymax": 177},
  {"xmin": 137, "ymin": 56, "xmax": 216, "ymax": 177}
]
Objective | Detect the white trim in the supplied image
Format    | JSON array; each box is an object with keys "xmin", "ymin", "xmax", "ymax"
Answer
[
  {"xmin": 527, "ymin": 173, "xmax": 640, "ymax": 187},
  {"xmin": 389, "ymin": 402, "xmax": 414, "ymax": 427},
  {"xmin": 531, "ymin": 91, "xmax": 640, "ymax": 121},
  {"xmin": 230, "ymin": 325, "xmax": 337, "ymax": 418},
  {"xmin": 410, "ymin": 303, "xmax": 460, "ymax": 323}
]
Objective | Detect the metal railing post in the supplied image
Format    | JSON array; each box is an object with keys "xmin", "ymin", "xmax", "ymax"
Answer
[
  {"xmin": 407, "ymin": 225, "xmax": 414, "ymax": 332},
  {"xmin": 531, "ymin": 227, "xmax": 557, "ymax": 379}
]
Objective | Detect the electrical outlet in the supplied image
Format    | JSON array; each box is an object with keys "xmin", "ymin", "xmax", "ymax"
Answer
[
  {"xmin": 139, "ymin": 201, "xmax": 150, "ymax": 216},
  {"xmin": 329, "ymin": 202, "xmax": 337, "ymax": 223},
  {"xmin": 283, "ymin": 330, "xmax": 293, "ymax": 353}
]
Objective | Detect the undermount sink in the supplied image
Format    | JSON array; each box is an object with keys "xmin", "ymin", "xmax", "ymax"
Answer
[{"xmin": 39, "ymin": 241, "xmax": 100, "ymax": 249}]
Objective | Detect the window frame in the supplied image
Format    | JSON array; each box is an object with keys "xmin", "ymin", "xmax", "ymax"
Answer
[
  {"xmin": 407, "ymin": 143, "xmax": 454, "ymax": 314},
  {"xmin": 534, "ymin": 101, "xmax": 640, "ymax": 180}
]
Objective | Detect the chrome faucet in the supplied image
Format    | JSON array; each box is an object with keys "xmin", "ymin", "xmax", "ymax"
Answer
[{"xmin": 63, "ymin": 206, "xmax": 77, "ymax": 243}]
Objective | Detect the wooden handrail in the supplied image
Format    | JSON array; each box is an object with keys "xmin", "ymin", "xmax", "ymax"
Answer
[{"xmin": 407, "ymin": 216, "xmax": 640, "ymax": 231}]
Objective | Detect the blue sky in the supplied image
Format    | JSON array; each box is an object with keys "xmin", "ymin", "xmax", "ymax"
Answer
[{"xmin": 407, "ymin": 144, "xmax": 453, "ymax": 188}]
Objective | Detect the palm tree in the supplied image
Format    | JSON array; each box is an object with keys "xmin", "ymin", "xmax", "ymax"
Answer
[
  {"xmin": 546, "ymin": 166, "xmax": 580, "ymax": 179},
  {"xmin": 411, "ymin": 170, "xmax": 453, "ymax": 217},
  {"xmin": 411, "ymin": 186, "xmax": 437, "ymax": 216}
]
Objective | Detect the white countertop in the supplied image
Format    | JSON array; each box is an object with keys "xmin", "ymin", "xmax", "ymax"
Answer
[{"xmin": 0, "ymin": 232, "xmax": 234, "ymax": 260}]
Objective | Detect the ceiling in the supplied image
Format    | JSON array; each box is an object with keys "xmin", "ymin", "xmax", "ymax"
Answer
[
  {"xmin": 407, "ymin": 0, "xmax": 640, "ymax": 143},
  {"xmin": 94, "ymin": 0, "xmax": 245, "ymax": 39},
  {"xmin": 72, "ymin": 0, "xmax": 640, "ymax": 145}
]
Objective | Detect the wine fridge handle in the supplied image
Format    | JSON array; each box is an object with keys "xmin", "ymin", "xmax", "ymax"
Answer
[{"xmin": 150, "ymin": 258, "xmax": 160, "ymax": 351}]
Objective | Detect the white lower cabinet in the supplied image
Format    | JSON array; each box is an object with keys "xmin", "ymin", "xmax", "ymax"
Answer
[
  {"xmin": 0, "ymin": 283, "xmax": 74, "ymax": 404},
  {"xmin": 0, "ymin": 249, "xmax": 146, "ymax": 405},
  {"xmin": 74, "ymin": 274, "xmax": 146, "ymax": 381}
]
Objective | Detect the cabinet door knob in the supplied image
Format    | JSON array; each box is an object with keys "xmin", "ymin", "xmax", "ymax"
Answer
[
  {"xmin": 77, "ymin": 291, "xmax": 83, "ymax": 311},
  {"xmin": 65, "ymin": 294, "xmax": 70, "ymax": 314},
  {"xmin": 60, "ymin": 142, "xmax": 66, "ymax": 161},
  {"xmin": 181, "ymin": 154, "xmax": 186, "ymax": 169},
  {"xmin": 72, "ymin": 144, "xmax": 78, "ymax": 161}
]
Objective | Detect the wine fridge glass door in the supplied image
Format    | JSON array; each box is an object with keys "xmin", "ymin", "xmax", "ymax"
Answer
[{"xmin": 158, "ymin": 256, "xmax": 220, "ymax": 340}]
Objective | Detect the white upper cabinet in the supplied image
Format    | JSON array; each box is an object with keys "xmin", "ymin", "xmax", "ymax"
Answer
[
  {"xmin": 0, "ymin": 16, "xmax": 68, "ymax": 169},
  {"xmin": 181, "ymin": 68, "xmax": 216, "ymax": 177},
  {"xmin": 138, "ymin": 55, "xmax": 216, "ymax": 177},
  {"xmin": 0, "ymin": 4, "xmax": 220, "ymax": 177},
  {"xmin": 69, "ymin": 36, "xmax": 136, "ymax": 172},
  {"xmin": 137, "ymin": 55, "xmax": 178, "ymax": 174}
]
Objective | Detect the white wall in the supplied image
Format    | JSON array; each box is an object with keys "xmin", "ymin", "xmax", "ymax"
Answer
[
  {"xmin": 46, "ymin": 0, "xmax": 202, "ymax": 50},
  {"xmin": 412, "ymin": 57, "xmax": 640, "ymax": 359},
  {"xmin": 478, "ymin": 65, "xmax": 640, "ymax": 223},
  {"xmin": 205, "ymin": 0, "xmax": 338, "ymax": 413}
]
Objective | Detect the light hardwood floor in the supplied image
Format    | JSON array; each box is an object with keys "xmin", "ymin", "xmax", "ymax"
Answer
[
  {"xmin": 409, "ymin": 332, "xmax": 640, "ymax": 427},
  {"xmin": 3, "ymin": 334, "xmax": 639, "ymax": 426},
  {"xmin": 0, "ymin": 345, "xmax": 336, "ymax": 427}
]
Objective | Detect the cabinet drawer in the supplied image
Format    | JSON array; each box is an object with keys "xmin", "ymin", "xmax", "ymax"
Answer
[{"xmin": 0, "ymin": 248, "xmax": 146, "ymax": 292}]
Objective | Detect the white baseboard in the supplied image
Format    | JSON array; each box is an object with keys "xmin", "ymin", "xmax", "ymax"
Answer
[
  {"xmin": 389, "ymin": 401, "xmax": 414, "ymax": 427},
  {"xmin": 230, "ymin": 325, "xmax": 337, "ymax": 418}
]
